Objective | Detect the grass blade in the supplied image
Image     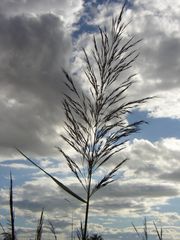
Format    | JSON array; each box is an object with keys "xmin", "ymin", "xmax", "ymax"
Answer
[
  {"xmin": 48, "ymin": 221, "xmax": 57, "ymax": 240},
  {"xmin": 16, "ymin": 148, "xmax": 86, "ymax": 204},
  {"xmin": 35, "ymin": 209, "xmax": 44, "ymax": 240},
  {"xmin": 153, "ymin": 221, "xmax": 163, "ymax": 240}
]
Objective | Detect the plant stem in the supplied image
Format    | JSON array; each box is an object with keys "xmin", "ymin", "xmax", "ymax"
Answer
[
  {"xmin": 83, "ymin": 169, "xmax": 92, "ymax": 240},
  {"xmin": 10, "ymin": 172, "xmax": 15, "ymax": 240}
]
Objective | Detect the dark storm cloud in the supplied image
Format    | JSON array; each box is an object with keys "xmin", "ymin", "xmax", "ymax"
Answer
[
  {"xmin": 14, "ymin": 196, "xmax": 79, "ymax": 213},
  {"xmin": 94, "ymin": 182, "xmax": 178, "ymax": 199},
  {"xmin": 89, "ymin": 181, "xmax": 179, "ymax": 216},
  {"xmin": 139, "ymin": 36, "xmax": 180, "ymax": 91},
  {"xmin": 160, "ymin": 168, "xmax": 180, "ymax": 182},
  {"xmin": 1, "ymin": 180, "xmax": 81, "ymax": 213},
  {"xmin": 0, "ymin": 13, "xmax": 73, "ymax": 157},
  {"xmin": 0, "ymin": 13, "xmax": 69, "ymax": 98},
  {"xmin": 91, "ymin": 198, "xmax": 144, "ymax": 213}
]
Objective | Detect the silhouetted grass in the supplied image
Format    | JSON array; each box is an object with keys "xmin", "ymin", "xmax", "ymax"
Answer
[
  {"xmin": 16, "ymin": 1, "xmax": 152, "ymax": 239},
  {"xmin": 133, "ymin": 218, "xmax": 163, "ymax": 240}
]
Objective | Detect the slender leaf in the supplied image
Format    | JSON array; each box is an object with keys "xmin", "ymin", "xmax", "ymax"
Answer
[
  {"xmin": 35, "ymin": 209, "xmax": 44, "ymax": 240},
  {"xmin": 16, "ymin": 149, "xmax": 86, "ymax": 204}
]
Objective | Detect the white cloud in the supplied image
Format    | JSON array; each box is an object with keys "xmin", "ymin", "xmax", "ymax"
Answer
[
  {"xmin": 1, "ymin": 1, "xmax": 180, "ymax": 239},
  {"xmin": 132, "ymin": 0, "xmax": 180, "ymax": 118},
  {"xmin": 0, "ymin": 0, "xmax": 84, "ymax": 29},
  {"xmin": 73, "ymin": 0, "xmax": 180, "ymax": 119},
  {"xmin": 122, "ymin": 138, "xmax": 180, "ymax": 182}
]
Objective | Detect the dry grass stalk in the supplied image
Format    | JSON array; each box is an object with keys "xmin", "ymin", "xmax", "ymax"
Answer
[
  {"xmin": 9, "ymin": 172, "xmax": 16, "ymax": 240},
  {"xmin": 48, "ymin": 221, "xmax": 57, "ymax": 240},
  {"xmin": 17, "ymin": 1, "xmax": 151, "ymax": 239},
  {"xmin": 132, "ymin": 218, "xmax": 163, "ymax": 240},
  {"xmin": 60, "ymin": 1, "xmax": 150, "ymax": 238},
  {"xmin": 35, "ymin": 209, "xmax": 44, "ymax": 240}
]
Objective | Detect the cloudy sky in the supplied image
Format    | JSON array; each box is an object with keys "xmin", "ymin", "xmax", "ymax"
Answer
[{"xmin": 0, "ymin": 0, "xmax": 180, "ymax": 239}]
